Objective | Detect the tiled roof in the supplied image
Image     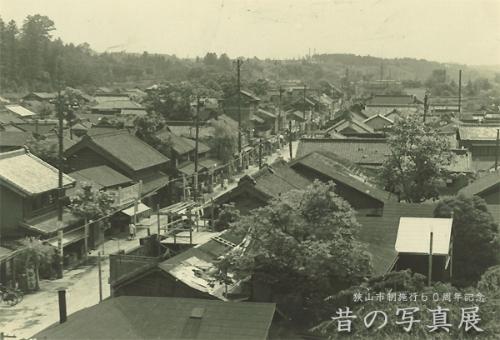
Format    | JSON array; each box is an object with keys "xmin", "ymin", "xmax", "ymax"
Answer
[
  {"xmin": 66, "ymin": 131, "xmax": 169, "ymax": 172},
  {"xmin": 458, "ymin": 126, "xmax": 500, "ymax": 141},
  {"xmin": 156, "ymin": 130, "xmax": 210, "ymax": 156},
  {"xmin": 0, "ymin": 131, "xmax": 31, "ymax": 147},
  {"xmin": 366, "ymin": 95, "xmax": 417, "ymax": 107},
  {"xmin": 69, "ymin": 165, "xmax": 133, "ymax": 189},
  {"xmin": 140, "ymin": 171, "xmax": 169, "ymax": 194},
  {"xmin": 0, "ymin": 149, "xmax": 75, "ymax": 196},
  {"xmin": 296, "ymin": 138, "xmax": 389, "ymax": 165},
  {"xmin": 28, "ymin": 92, "xmax": 58, "ymax": 100},
  {"xmin": 249, "ymin": 160, "xmax": 312, "ymax": 199},
  {"xmin": 459, "ymin": 169, "xmax": 500, "ymax": 197},
  {"xmin": 326, "ymin": 118, "xmax": 375, "ymax": 134},
  {"xmin": 35, "ymin": 296, "xmax": 276, "ymax": 340},
  {"xmin": 363, "ymin": 114, "xmax": 394, "ymax": 124},
  {"xmin": 290, "ymin": 152, "xmax": 394, "ymax": 203},
  {"xmin": 356, "ymin": 202, "xmax": 437, "ymax": 275}
]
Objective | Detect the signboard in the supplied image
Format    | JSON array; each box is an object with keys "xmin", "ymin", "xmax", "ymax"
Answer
[{"xmin": 115, "ymin": 182, "xmax": 141, "ymax": 206}]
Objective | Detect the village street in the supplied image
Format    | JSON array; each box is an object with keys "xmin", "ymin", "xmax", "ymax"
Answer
[{"xmin": 0, "ymin": 142, "xmax": 298, "ymax": 339}]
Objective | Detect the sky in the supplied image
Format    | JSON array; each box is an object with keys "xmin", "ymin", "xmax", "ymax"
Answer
[{"xmin": 1, "ymin": 0, "xmax": 499, "ymax": 65}]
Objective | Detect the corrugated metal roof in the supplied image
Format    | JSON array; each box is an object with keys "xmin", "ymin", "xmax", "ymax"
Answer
[
  {"xmin": 34, "ymin": 296, "xmax": 276, "ymax": 340},
  {"xmin": 395, "ymin": 217, "xmax": 453, "ymax": 255},
  {"xmin": 0, "ymin": 149, "xmax": 75, "ymax": 196},
  {"xmin": 5, "ymin": 105, "xmax": 36, "ymax": 117}
]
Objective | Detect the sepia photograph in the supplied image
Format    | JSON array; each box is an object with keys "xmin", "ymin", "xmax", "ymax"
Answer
[{"xmin": 0, "ymin": 0, "xmax": 499, "ymax": 339}]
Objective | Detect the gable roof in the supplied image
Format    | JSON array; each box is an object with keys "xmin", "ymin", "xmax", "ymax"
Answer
[
  {"xmin": 296, "ymin": 138, "xmax": 389, "ymax": 165},
  {"xmin": 5, "ymin": 105, "xmax": 36, "ymax": 117},
  {"xmin": 156, "ymin": 130, "xmax": 210, "ymax": 156},
  {"xmin": 69, "ymin": 165, "xmax": 133, "ymax": 189},
  {"xmin": 326, "ymin": 118, "xmax": 375, "ymax": 134},
  {"xmin": 0, "ymin": 149, "xmax": 75, "ymax": 196},
  {"xmin": 290, "ymin": 152, "xmax": 394, "ymax": 203},
  {"xmin": 35, "ymin": 296, "xmax": 276, "ymax": 340},
  {"xmin": 356, "ymin": 202, "xmax": 437, "ymax": 275},
  {"xmin": 65, "ymin": 131, "xmax": 169, "ymax": 172},
  {"xmin": 459, "ymin": 170, "xmax": 500, "ymax": 197},
  {"xmin": 364, "ymin": 114, "xmax": 394, "ymax": 125},
  {"xmin": 395, "ymin": 217, "xmax": 453, "ymax": 255},
  {"xmin": 245, "ymin": 160, "xmax": 312, "ymax": 199}
]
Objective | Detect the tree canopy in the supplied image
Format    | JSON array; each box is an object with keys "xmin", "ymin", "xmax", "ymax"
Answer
[
  {"xmin": 381, "ymin": 115, "xmax": 453, "ymax": 203},
  {"xmin": 434, "ymin": 195, "xmax": 499, "ymax": 287},
  {"xmin": 215, "ymin": 181, "xmax": 371, "ymax": 324}
]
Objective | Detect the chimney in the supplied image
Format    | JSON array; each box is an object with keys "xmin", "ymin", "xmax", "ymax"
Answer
[{"xmin": 58, "ymin": 289, "xmax": 67, "ymax": 324}]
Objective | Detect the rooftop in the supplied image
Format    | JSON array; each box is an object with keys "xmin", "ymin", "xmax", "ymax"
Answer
[
  {"xmin": 0, "ymin": 131, "xmax": 31, "ymax": 147},
  {"xmin": 366, "ymin": 95, "xmax": 418, "ymax": 107},
  {"xmin": 69, "ymin": 165, "xmax": 133, "ymax": 189},
  {"xmin": 395, "ymin": 217, "xmax": 453, "ymax": 255},
  {"xmin": 290, "ymin": 152, "xmax": 394, "ymax": 203},
  {"xmin": 458, "ymin": 126, "xmax": 500, "ymax": 141},
  {"xmin": 296, "ymin": 138, "xmax": 389, "ymax": 165},
  {"xmin": 356, "ymin": 202, "xmax": 437, "ymax": 275},
  {"xmin": 35, "ymin": 296, "xmax": 276, "ymax": 340},
  {"xmin": 0, "ymin": 149, "xmax": 75, "ymax": 196},
  {"xmin": 459, "ymin": 169, "xmax": 500, "ymax": 197},
  {"xmin": 5, "ymin": 105, "xmax": 36, "ymax": 117},
  {"xmin": 156, "ymin": 130, "xmax": 210, "ymax": 156},
  {"xmin": 66, "ymin": 131, "xmax": 169, "ymax": 172}
]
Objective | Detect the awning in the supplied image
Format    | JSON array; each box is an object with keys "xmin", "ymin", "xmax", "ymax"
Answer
[
  {"xmin": 121, "ymin": 203, "xmax": 151, "ymax": 217},
  {"xmin": 48, "ymin": 228, "xmax": 86, "ymax": 248}
]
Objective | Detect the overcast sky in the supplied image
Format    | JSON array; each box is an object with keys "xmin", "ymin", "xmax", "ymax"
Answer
[{"xmin": 1, "ymin": 0, "xmax": 499, "ymax": 65}]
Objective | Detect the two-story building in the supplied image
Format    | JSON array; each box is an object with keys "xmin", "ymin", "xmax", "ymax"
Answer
[{"xmin": 64, "ymin": 130, "xmax": 170, "ymax": 207}]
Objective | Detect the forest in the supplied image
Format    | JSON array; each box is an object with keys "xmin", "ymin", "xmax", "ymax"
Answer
[{"xmin": 1, "ymin": 14, "xmax": 499, "ymax": 95}]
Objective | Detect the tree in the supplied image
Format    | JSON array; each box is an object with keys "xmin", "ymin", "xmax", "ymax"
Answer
[
  {"xmin": 133, "ymin": 112, "xmax": 173, "ymax": 156},
  {"xmin": 14, "ymin": 237, "xmax": 56, "ymax": 290},
  {"xmin": 208, "ymin": 120, "xmax": 238, "ymax": 163},
  {"xmin": 381, "ymin": 115, "xmax": 453, "ymax": 202},
  {"xmin": 213, "ymin": 203, "xmax": 240, "ymax": 231},
  {"xmin": 69, "ymin": 183, "xmax": 115, "ymax": 222},
  {"xmin": 314, "ymin": 270, "xmax": 498, "ymax": 339},
  {"xmin": 434, "ymin": 195, "xmax": 499, "ymax": 286},
  {"xmin": 215, "ymin": 181, "xmax": 371, "ymax": 324},
  {"xmin": 26, "ymin": 137, "xmax": 59, "ymax": 167}
]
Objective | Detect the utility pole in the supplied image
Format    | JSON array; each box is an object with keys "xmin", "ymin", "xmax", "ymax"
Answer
[
  {"xmin": 258, "ymin": 138, "xmax": 263, "ymax": 169},
  {"xmin": 458, "ymin": 69, "xmax": 462, "ymax": 115},
  {"xmin": 236, "ymin": 59, "xmax": 243, "ymax": 157},
  {"xmin": 289, "ymin": 120, "xmax": 293, "ymax": 160},
  {"xmin": 56, "ymin": 89, "xmax": 64, "ymax": 279},
  {"xmin": 423, "ymin": 92, "xmax": 429, "ymax": 122},
  {"xmin": 98, "ymin": 251, "xmax": 103, "ymax": 302},
  {"xmin": 278, "ymin": 86, "xmax": 284, "ymax": 132},
  {"xmin": 428, "ymin": 232, "xmax": 433, "ymax": 286},
  {"xmin": 495, "ymin": 129, "xmax": 499, "ymax": 170},
  {"xmin": 194, "ymin": 96, "xmax": 200, "ymax": 201}
]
